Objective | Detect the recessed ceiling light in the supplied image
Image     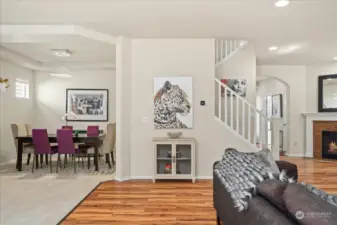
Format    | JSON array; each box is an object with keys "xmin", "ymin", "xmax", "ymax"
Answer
[
  {"xmin": 51, "ymin": 49, "xmax": 72, "ymax": 57},
  {"xmin": 275, "ymin": 0, "xmax": 289, "ymax": 8},
  {"xmin": 268, "ymin": 46, "xmax": 278, "ymax": 51},
  {"xmin": 333, "ymin": 57, "xmax": 337, "ymax": 60}
]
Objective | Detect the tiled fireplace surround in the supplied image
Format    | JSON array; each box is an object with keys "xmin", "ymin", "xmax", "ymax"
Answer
[{"xmin": 304, "ymin": 113, "xmax": 337, "ymax": 158}]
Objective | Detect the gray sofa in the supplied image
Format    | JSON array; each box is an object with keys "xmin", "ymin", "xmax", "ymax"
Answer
[{"xmin": 213, "ymin": 160, "xmax": 337, "ymax": 225}]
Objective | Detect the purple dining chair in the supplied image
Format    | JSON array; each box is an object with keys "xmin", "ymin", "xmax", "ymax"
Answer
[
  {"xmin": 56, "ymin": 129, "xmax": 83, "ymax": 173},
  {"xmin": 32, "ymin": 129, "xmax": 58, "ymax": 173},
  {"xmin": 87, "ymin": 126, "xmax": 99, "ymax": 136}
]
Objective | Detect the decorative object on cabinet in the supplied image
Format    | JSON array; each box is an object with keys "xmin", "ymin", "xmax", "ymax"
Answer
[
  {"xmin": 154, "ymin": 77, "xmax": 193, "ymax": 129},
  {"xmin": 167, "ymin": 132, "xmax": 183, "ymax": 139},
  {"xmin": 153, "ymin": 137, "xmax": 196, "ymax": 183}
]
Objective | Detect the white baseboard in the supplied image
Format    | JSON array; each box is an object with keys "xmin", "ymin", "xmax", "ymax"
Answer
[
  {"xmin": 196, "ymin": 176, "xmax": 212, "ymax": 180},
  {"xmin": 114, "ymin": 176, "xmax": 131, "ymax": 182},
  {"xmin": 285, "ymin": 153, "xmax": 305, "ymax": 157},
  {"xmin": 130, "ymin": 176, "xmax": 153, "ymax": 180}
]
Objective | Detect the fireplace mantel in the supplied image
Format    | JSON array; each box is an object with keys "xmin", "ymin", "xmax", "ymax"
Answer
[{"xmin": 303, "ymin": 113, "xmax": 337, "ymax": 158}]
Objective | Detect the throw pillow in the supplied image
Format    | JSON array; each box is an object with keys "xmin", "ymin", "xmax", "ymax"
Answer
[
  {"xmin": 257, "ymin": 180, "xmax": 288, "ymax": 212},
  {"xmin": 256, "ymin": 148, "xmax": 280, "ymax": 173}
]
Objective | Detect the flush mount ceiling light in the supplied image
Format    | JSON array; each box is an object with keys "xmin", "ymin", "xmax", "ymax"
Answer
[
  {"xmin": 275, "ymin": 0, "xmax": 290, "ymax": 7},
  {"xmin": 51, "ymin": 49, "xmax": 72, "ymax": 57},
  {"xmin": 50, "ymin": 65, "xmax": 72, "ymax": 78},
  {"xmin": 333, "ymin": 57, "xmax": 337, "ymax": 60},
  {"xmin": 268, "ymin": 46, "xmax": 278, "ymax": 51}
]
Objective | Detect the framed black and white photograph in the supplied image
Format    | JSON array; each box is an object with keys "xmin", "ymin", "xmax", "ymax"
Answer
[
  {"xmin": 221, "ymin": 79, "xmax": 247, "ymax": 97},
  {"xmin": 272, "ymin": 94, "xmax": 283, "ymax": 118},
  {"xmin": 66, "ymin": 89, "xmax": 109, "ymax": 121},
  {"xmin": 154, "ymin": 77, "xmax": 193, "ymax": 129}
]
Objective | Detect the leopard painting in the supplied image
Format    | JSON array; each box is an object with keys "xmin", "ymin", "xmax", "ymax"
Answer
[{"xmin": 154, "ymin": 81, "xmax": 191, "ymax": 129}]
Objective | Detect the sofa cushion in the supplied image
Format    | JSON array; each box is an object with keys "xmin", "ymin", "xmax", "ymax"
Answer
[
  {"xmin": 301, "ymin": 182, "xmax": 337, "ymax": 207},
  {"xmin": 283, "ymin": 183, "xmax": 337, "ymax": 225},
  {"xmin": 257, "ymin": 180, "xmax": 288, "ymax": 212}
]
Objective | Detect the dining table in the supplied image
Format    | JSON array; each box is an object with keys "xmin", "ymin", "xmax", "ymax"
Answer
[{"xmin": 15, "ymin": 133, "xmax": 106, "ymax": 171}]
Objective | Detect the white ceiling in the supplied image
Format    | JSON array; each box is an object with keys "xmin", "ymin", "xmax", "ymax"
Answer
[
  {"xmin": 0, "ymin": 0, "xmax": 336, "ymax": 65},
  {"xmin": 1, "ymin": 36, "xmax": 115, "ymax": 65}
]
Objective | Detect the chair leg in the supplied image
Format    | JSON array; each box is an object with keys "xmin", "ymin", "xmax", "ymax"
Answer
[
  {"xmin": 64, "ymin": 155, "xmax": 67, "ymax": 168},
  {"xmin": 40, "ymin": 154, "xmax": 43, "ymax": 167},
  {"xmin": 87, "ymin": 155, "xmax": 91, "ymax": 169},
  {"xmin": 73, "ymin": 156, "xmax": 76, "ymax": 173},
  {"xmin": 81, "ymin": 157, "xmax": 84, "ymax": 169},
  {"xmin": 27, "ymin": 153, "xmax": 31, "ymax": 165},
  {"xmin": 106, "ymin": 154, "xmax": 112, "ymax": 169},
  {"xmin": 35, "ymin": 154, "xmax": 39, "ymax": 169},
  {"xmin": 32, "ymin": 154, "xmax": 35, "ymax": 173},
  {"xmin": 56, "ymin": 154, "xmax": 60, "ymax": 173},
  {"xmin": 50, "ymin": 155, "xmax": 52, "ymax": 173},
  {"xmin": 110, "ymin": 152, "xmax": 115, "ymax": 165},
  {"xmin": 46, "ymin": 154, "xmax": 49, "ymax": 165}
]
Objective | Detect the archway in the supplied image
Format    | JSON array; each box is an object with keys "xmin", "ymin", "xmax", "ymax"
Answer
[{"xmin": 256, "ymin": 76, "xmax": 290, "ymax": 156}]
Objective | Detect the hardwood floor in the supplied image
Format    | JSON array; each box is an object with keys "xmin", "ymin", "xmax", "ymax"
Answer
[{"xmin": 60, "ymin": 157, "xmax": 337, "ymax": 225}]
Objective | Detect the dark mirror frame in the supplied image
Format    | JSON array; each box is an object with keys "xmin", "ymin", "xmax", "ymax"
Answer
[{"xmin": 318, "ymin": 74, "xmax": 337, "ymax": 112}]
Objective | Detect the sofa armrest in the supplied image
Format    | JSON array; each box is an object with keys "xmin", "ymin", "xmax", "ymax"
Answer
[{"xmin": 276, "ymin": 160, "xmax": 298, "ymax": 181}]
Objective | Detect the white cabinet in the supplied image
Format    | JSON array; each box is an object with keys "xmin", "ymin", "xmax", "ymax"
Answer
[{"xmin": 153, "ymin": 137, "xmax": 196, "ymax": 183}]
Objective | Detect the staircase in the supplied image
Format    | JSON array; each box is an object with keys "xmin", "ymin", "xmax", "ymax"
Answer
[
  {"xmin": 214, "ymin": 39, "xmax": 272, "ymax": 151},
  {"xmin": 215, "ymin": 39, "xmax": 248, "ymax": 67}
]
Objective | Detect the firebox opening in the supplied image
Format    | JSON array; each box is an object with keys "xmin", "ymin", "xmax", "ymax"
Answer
[{"xmin": 322, "ymin": 130, "xmax": 337, "ymax": 159}]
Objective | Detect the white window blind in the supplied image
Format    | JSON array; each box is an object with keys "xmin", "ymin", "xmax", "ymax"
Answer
[{"xmin": 15, "ymin": 79, "xmax": 30, "ymax": 99}]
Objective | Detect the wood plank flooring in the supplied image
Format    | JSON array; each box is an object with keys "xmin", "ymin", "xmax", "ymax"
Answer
[{"xmin": 60, "ymin": 157, "xmax": 337, "ymax": 225}]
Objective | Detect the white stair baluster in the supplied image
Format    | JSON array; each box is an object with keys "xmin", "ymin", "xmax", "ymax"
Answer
[
  {"xmin": 236, "ymin": 95, "xmax": 239, "ymax": 132},
  {"xmin": 224, "ymin": 86, "xmax": 228, "ymax": 125},
  {"xmin": 248, "ymin": 105, "xmax": 251, "ymax": 143},
  {"xmin": 242, "ymin": 99, "xmax": 245, "ymax": 138},
  {"xmin": 254, "ymin": 110, "xmax": 257, "ymax": 147},
  {"xmin": 218, "ymin": 82, "xmax": 222, "ymax": 121},
  {"xmin": 230, "ymin": 91, "xmax": 234, "ymax": 129}
]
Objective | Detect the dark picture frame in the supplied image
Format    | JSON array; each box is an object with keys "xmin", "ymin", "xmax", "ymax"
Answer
[
  {"xmin": 65, "ymin": 89, "xmax": 109, "ymax": 122},
  {"xmin": 272, "ymin": 94, "xmax": 283, "ymax": 118},
  {"xmin": 318, "ymin": 74, "xmax": 337, "ymax": 112}
]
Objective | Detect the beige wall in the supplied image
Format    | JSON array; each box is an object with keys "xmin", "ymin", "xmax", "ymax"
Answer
[
  {"xmin": 33, "ymin": 70, "xmax": 116, "ymax": 131},
  {"xmin": 0, "ymin": 60, "xmax": 35, "ymax": 162},
  {"xmin": 129, "ymin": 39, "xmax": 257, "ymax": 178}
]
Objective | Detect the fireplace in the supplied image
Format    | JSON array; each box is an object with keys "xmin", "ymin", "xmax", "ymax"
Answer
[{"xmin": 322, "ymin": 131, "xmax": 337, "ymax": 159}]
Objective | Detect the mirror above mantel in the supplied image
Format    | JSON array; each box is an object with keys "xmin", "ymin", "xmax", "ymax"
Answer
[{"xmin": 318, "ymin": 74, "xmax": 337, "ymax": 112}]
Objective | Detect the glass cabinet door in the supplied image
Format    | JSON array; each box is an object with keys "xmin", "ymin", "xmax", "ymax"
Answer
[
  {"xmin": 156, "ymin": 144, "xmax": 173, "ymax": 175},
  {"xmin": 174, "ymin": 144, "xmax": 192, "ymax": 175}
]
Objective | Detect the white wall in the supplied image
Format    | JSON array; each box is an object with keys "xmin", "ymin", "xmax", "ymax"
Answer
[
  {"xmin": 34, "ymin": 70, "xmax": 116, "ymax": 131},
  {"xmin": 306, "ymin": 63, "xmax": 337, "ymax": 112},
  {"xmin": 216, "ymin": 44, "xmax": 257, "ymax": 104},
  {"xmin": 257, "ymin": 65, "xmax": 307, "ymax": 156},
  {"xmin": 130, "ymin": 39, "xmax": 257, "ymax": 178},
  {"xmin": 0, "ymin": 60, "xmax": 35, "ymax": 162}
]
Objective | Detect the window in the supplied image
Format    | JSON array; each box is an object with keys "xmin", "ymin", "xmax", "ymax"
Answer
[{"xmin": 15, "ymin": 79, "xmax": 30, "ymax": 99}]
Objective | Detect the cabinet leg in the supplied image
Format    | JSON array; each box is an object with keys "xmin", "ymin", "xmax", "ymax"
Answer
[
  {"xmin": 152, "ymin": 179, "xmax": 156, "ymax": 183},
  {"xmin": 192, "ymin": 177, "xmax": 196, "ymax": 183}
]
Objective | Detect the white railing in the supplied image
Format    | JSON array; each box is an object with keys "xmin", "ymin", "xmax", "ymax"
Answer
[
  {"xmin": 214, "ymin": 78, "xmax": 272, "ymax": 150},
  {"xmin": 215, "ymin": 39, "xmax": 248, "ymax": 66}
]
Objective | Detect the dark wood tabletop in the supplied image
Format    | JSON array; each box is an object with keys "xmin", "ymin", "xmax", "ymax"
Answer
[{"xmin": 16, "ymin": 134, "xmax": 106, "ymax": 172}]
